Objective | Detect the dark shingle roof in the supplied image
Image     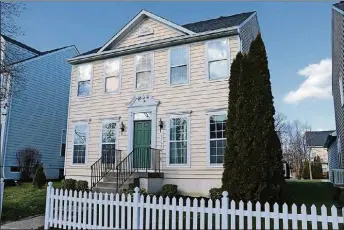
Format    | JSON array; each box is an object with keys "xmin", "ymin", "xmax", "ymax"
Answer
[
  {"xmin": 182, "ymin": 12, "xmax": 255, "ymax": 33},
  {"xmin": 75, "ymin": 11, "xmax": 255, "ymax": 58},
  {"xmin": 305, "ymin": 131, "xmax": 335, "ymax": 147},
  {"xmin": 334, "ymin": 2, "xmax": 344, "ymax": 11},
  {"xmin": 1, "ymin": 34, "xmax": 41, "ymax": 55}
]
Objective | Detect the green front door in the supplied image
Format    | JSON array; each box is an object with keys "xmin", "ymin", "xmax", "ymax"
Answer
[{"xmin": 133, "ymin": 120, "xmax": 151, "ymax": 169}]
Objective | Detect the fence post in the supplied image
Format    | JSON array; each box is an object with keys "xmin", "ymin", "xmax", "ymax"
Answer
[
  {"xmin": 0, "ymin": 178, "xmax": 4, "ymax": 220},
  {"xmin": 221, "ymin": 191, "xmax": 229, "ymax": 229},
  {"xmin": 44, "ymin": 182, "xmax": 53, "ymax": 230},
  {"xmin": 132, "ymin": 187, "xmax": 140, "ymax": 229}
]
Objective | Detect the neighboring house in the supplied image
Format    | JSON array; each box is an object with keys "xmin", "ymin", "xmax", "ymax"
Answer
[
  {"xmin": 0, "ymin": 34, "xmax": 79, "ymax": 180},
  {"xmin": 305, "ymin": 131, "xmax": 334, "ymax": 174},
  {"xmin": 328, "ymin": 2, "xmax": 344, "ymax": 179},
  {"xmin": 324, "ymin": 131, "xmax": 339, "ymax": 182},
  {"xmin": 65, "ymin": 9, "xmax": 260, "ymax": 196}
]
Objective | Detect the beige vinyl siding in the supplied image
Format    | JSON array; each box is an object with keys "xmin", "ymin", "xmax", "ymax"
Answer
[
  {"xmin": 114, "ymin": 18, "xmax": 184, "ymax": 49},
  {"xmin": 65, "ymin": 35, "xmax": 240, "ymax": 183}
]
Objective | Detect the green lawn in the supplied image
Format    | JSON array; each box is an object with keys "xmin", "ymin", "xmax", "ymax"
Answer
[{"xmin": 2, "ymin": 181, "xmax": 62, "ymax": 222}]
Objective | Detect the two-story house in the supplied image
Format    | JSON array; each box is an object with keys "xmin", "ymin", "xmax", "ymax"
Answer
[
  {"xmin": 65, "ymin": 10, "xmax": 260, "ymax": 196},
  {"xmin": 0, "ymin": 34, "xmax": 79, "ymax": 180}
]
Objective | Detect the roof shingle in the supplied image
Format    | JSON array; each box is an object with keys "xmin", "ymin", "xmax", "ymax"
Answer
[{"xmin": 305, "ymin": 131, "xmax": 335, "ymax": 147}]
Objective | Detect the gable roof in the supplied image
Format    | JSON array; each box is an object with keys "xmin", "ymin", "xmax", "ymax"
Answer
[
  {"xmin": 334, "ymin": 2, "xmax": 344, "ymax": 13},
  {"xmin": 1, "ymin": 34, "xmax": 41, "ymax": 55},
  {"xmin": 305, "ymin": 130, "xmax": 335, "ymax": 147},
  {"xmin": 324, "ymin": 131, "xmax": 337, "ymax": 148}
]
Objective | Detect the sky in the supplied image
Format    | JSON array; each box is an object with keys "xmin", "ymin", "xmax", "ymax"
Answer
[{"xmin": 14, "ymin": 1, "xmax": 336, "ymax": 131}]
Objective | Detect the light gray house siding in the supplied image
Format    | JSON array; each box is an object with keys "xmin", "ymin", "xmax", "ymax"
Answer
[{"xmin": 239, "ymin": 14, "xmax": 260, "ymax": 53}]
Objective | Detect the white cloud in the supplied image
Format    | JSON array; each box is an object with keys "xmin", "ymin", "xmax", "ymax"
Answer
[{"xmin": 283, "ymin": 59, "xmax": 332, "ymax": 104}]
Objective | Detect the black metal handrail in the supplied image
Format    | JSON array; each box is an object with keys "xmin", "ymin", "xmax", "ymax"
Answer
[
  {"xmin": 90, "ymin": 149, "xmax": 122, "ymax": 189},
  {"xmin": 116, "ymin": 147, "xmax": 161, "ymax": 192}
]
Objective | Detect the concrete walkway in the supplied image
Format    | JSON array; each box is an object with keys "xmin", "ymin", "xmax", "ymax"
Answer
[{"xmin": 1, "ymin": 215, "xmax": 44, "ymax": 229}]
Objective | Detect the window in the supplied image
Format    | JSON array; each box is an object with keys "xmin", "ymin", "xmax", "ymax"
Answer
[
  {"xmin": 77, "ymin": 64, "xmax": 92, "ymax": 97},
  {"xmin": 208, "ymin": 113, "xmax": 227, "ymax": 165},
  {"xmin": 60, "ymin": 129, "xmax": 66, "ymax": 157},
  {"xmin": 105, "ymin": 58, "xmax": 121, "ymax": 93},
  {"xmin": 168, "ymin": 116, "xmax": 190, "ymax": 165},
  {"xmin": 73, "ymin": 122, "xmax": 88, "ymax": 164},
  {"xmin": 101, "ymin": 120, "xmax": 117, "ymax": 163},
  {"xmin": 206, "ymin": 39, "xmax": 229, "ymax": 80},
  {"xmin": 10, "ymin": 166, "xmax": 20, "ymax": 172},
  {"xmin": 339, "ymin": 74, "xmax": 344, "ymax": 106},
  {"xmin": 135, "ymin": 53, "xmax": 153, "ymax": 89},
  {"xmin": 169, "ymin": 46, "xmax": 189, "ymax": 85}
]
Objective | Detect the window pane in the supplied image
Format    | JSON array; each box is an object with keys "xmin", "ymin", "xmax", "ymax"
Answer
[
  {"xmin": 136, "ymin": 53, "xmax": 152, "ymax": 72},
  {"xmin": 136, "ymin": 71, "xmax": 151, "ymax": 89},
  {"xmin": 105, "ymin": 59, "xmax": 120, "ymax": 76},
  {"xmin": 102, "ymin": 122, "xmax": 116, "ymax": 143},
  {"xmin": 170, "ymin": 47, "xmax": 188, "ymax": 66},
  {"xmin": 209, "ymin": 114, "xmax": 226, "ymax": 164},
  {"xmin": 169, "ymin": 117, "xmax": 188, "ymax": 165},
  {"xmin": 209, "ymin": 60, "xmax": 228, "ymax": 80},
  {"xmin": 79, "ymin": 64, "xmax": 92, "ymax": 81},
  {"xmin": 106, "ymin": 76, "xmax": 119, "ymax": 92},
  {"xmin": 78, "ymin": 81, "xmax": 90, "ymax": 96},
  {"xmin": 101, "ymin": 144, "xmax": 116, "ymax": 163},
  {"xmin": 170, "ymin": 65, "xmax": 187, "ymax": 85},
  {"xmin": 169, "ymin": 141, "xmax": 187, "ymax": 164},
  {"xmin": 74, "ymin": 123, "xmax": 87, "ymax": 144},
  {"xmin": 73, "ymin": 145, "xmax": 86, "ymax": 164},
  {"xmin": 170, "ymin": 118, "xmax": 188, "ymax": 141},
  {"xmin": 207, "ymin": 39, "xmax": 227, "ymax": 61}
]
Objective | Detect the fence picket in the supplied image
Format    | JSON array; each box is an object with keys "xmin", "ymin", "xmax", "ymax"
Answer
[
  {"xmin": 58, "ymin": 189, "xmax": 63, "ymax": 229},
  {"xmin": 321, "ymin": 205, "xmax": 328, "ymax": 229},
  {"xmin": 115, "ymin": 193, "xmax": 119, "ymax": 229},
  {"xmin": 247, "ymin": 201, "xmax": 253, "ymax": 229},
  {"xmin": 331, "ymin": 206, "xmax": 339, "ymax": 229},
  {"xmin": 62, "ymin": 189, "xmax": 68, "ymax": 230},
  {"xmin": 282, "ymin": 203, "xmax": 288, "ymax": 230},
  {"xmin": 207, "ymin": 199, "xmax": 213, "ymax": 230},
  {"xmin": 139, "ymin": 195, "xmax": 144, "ymax": 230},
  {"xmin": 103, "ymin": 193, "xmax": 109, "ymax": 229},
  {"xmin": 171, "ymin": 197, "xmax": 177, "ymax": 229},
  {"xmin": 121, "ymin": 193, "xmax": 126, "ymax": 229},
  {"xmin": 265, "ymin": 202, "xmax": 270, "ymax": 229},
  {"xmin": 93, "ymin": 192, "xmax": 98, "ymax": 229},
  {"xmin": 67, "ymin": 190, "xmax": 72, "ymax": 229},
  {"xmin": 146, "ymin": 195, "xmax": 151, "ymax": 230},
  {"xmin": 178, "ymin": 197, "xmax": 184, "ymax": 230},
  {"xmin": 165, "ymin": 196, "xmax": 170, "ymax": 230},
  {"xmin": 273, "ymin": 203, "xmax": 279, "ymax": 230},
  {"xmin": 230, "ymin": 200, "xmax": 236, "ymax": 229},
  {"xmin": 152, "ymin": 196, "xmax": 157, "ymax": 230},
  {"xmin": 200, "ymin": 199, "xmax": 205, "ymax": 230},
  {"xmin": 256, "ymin": 202, "xmax": 261, "ymax": 230},
  {"xmin": 44, "ymin": 182, "xmax": 52, "ymax": 230},
  {"xmin": 82, "ymin": 191, "xmax": 87, "ymax": 229},
  {"xmin": 0, "ymin": 178, "xmax": 4, "ymax": 222},
  {"xmin": 301, "ymin": 204, "xmax": 307, "ymax": 229},
  {"xmin": 215, "ymin": 199, "xmax": 221, "ymax": 230},
  {"xmin": 239, "ymin": 201, "xmax": 244, "ymax": 229},
  {"xmin": 54, "ymin": 189, "xmax": 59, "ymax": 228},
  {"xmin": 77, "ymin": 191, "xmax": 82, "ymax": 229},
  {"xmin": 127, "ymin": 194, "xmax": 132, "ymax": 230},
  {"xmin": 72, "ymin": 190, "xmax": 77, "ymax": 229},
  {"xmin": 291, "ymin": 204, "xmax": 298, "ymax": 229},
  {"xmin": 158, "ymin": 196, "xmax": 163, "ymax": 230},
  {"xmin": 193, "ymin": 198, "xmax": 198, "ymax": 230},
  {"xmin": 88, "ymin": 192, "xmax": 93, "ymax": 229},
  {"xmin": 311, "ymin": 205, "xmax": 317, "ymax": 229},
  {"xmin": 186, "ymin": 198, "xmax": 191, "ymax": 229}
]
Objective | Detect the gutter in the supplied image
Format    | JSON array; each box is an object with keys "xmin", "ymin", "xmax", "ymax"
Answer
[{"xmin": 68, "ymin": 27, "xmax": 239, "ymax": 65}]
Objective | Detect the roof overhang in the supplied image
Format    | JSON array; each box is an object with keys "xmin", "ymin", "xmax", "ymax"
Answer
[
  {"xmin": 97, "ymin": 10, "xmax": 195, "ymax": 53},
  {"xmin": 68, "ymin": 27, "xmax": 239, "ymax": 65},
  {"xmin": 324, "ymin": 131, "xmax": 337, "ymax": 148},
  {"xmin": 333, "ymin": 5, "xmax": 344, "ymax": 15}
]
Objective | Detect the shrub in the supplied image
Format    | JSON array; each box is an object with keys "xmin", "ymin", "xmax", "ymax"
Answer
[
  {"xmin": 311, "ymin": 156, "xmax": 323, "ymax": 179},
  {"xmin": 209, "ymin": 187, "xmax": 224, "ymax": 200},
  {"xmin": 62, "ymin": 179, "xmax": 77, "ymax": 190},
  {"xmin": 16, "ymin": 147, "xmax": 41, "ymax": 181},
  {"xmin": 32, "ymin": 165, "xmax": 46, "ymax": 189},
  {"xmin": 161, "ymin": 184, "xmax": 178, "ymax": 197},
  {"xmin": 76, "ymin": 180, "xmax": 89, "ymax": 192},
  {"xmin": 302, "ymin": 160, "xmax": 310, "ymax": 179},
  {"xmin": 339, "ymin": 190, "xmax": 344, "ymax": 204},
  {"xmin": 333, "ymin": 187, "xmax": 342, "ymax": 201}
]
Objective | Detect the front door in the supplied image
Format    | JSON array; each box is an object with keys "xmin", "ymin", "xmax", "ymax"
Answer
[{"xmin": 133, "ymin": 120, "xmax": 151, "ymax": 169}]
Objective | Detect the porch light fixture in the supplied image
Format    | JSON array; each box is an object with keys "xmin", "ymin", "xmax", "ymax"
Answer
[
  {"xmin": 159, "ymin": 118, "xmax": 164, "ymax": 132},
  {"xmin": 120, "ymin": 121, "xmax": 125, "ymax": 132}
]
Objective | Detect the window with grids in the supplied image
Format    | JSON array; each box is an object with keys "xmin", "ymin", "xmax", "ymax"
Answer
[
  {"xmin": 101, "ymin": 121, "xmax": 116, "ymax": 163},
  {"xmin": 169, "ymin": 116, "xmax": 189, "ymax": 165},
  {"xmin": 206, "ymin": 39, "xmax": 229, "ymax": 80},
  {"xmin": 73, "ymin": 122, "xmax": 88, "ymax": 164},
  {"xmin": 105, "ymin": 59, "xmax": 121, "ymax": 93},
  {"xmin": 209, "ymin": 114, "xmax": 227, "ymax": 164},
  {"xmin": 60, "ymin": 129, "xmax": 66, "ymax": 157},
  {"xmin": 169, "ymin": 46, "xmax": 189, "ymax": 85},
  {"xmin": 135, "ymin": 53, "xmax": 152, "ymax": 89},
  {"xmin": 77, "ymin": 64, "xmax": 92, "ymax": 96}
]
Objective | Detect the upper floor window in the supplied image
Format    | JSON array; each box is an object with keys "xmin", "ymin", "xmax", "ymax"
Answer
[
  {"xmin": 208, "ymin": 113, "xmax": 227, "ymax": 165},
  {"xmin": 206, "ymin": 39, "xmax": 229, "ymax": 80},
  {"xmin": 104, "ymin": 58, "xmax": 121, "ymax": 93},
  {"xmin": 339, "ymin": 73, "xmax": 344, "ymax": 106},
  {"xmin": 135, "ymin": 53, "xmax": 153, "ymax": 90},
  {"xmin": 169, "ymin": 46, "xmax": 190, "ymax": 85},
  {"xmin": 73, "ymin": 122, "xmax": 88, "ymax": 164},
  {"xmin": 77, "ymin": 64, "xmax": 92, "ymax": 97}
]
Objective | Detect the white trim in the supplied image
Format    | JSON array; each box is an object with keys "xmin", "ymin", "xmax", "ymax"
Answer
[
  {"xmin": 99, "ymin": 119, "xmax": 120, "ymax": 158},
  {"xmin": 238, "ymin": 12, "xmax": 257, "ymax": 30},
  {"xmin": 167, "ymin": 110, "xmax": 192, "ymax": 115},
  {"xmin": 206, "ymin": 110, "xmax": 227, "ymax": 167},
  {"xmin": 98, "ymin": 10, "xmax": 194, "ymax": 53},
  {"xmin": 133, "ymin": 51, "xmax": 154, "ymax": 91},
  {"xmin": 168, "ymin": 45, "xmax": 190, "ymax": 86},
  {"xmin": 166, "ymin": 114, "xmax": 191, "ymax": 168},
  {"xmin": 205, "ymin": 107, "xmax": 227, "ymax": 113},
  {"xmin": 339, "ymin": 73, "xmax": 344, "ymax": 106},
  {"xmin": 71, "ymin": 121, "xmax": 89, "ymax": 166},
  {"xmin": 333, "ymin": 5, "xmax": 344, "ymax": 15},
  {"xmin": 103, "ymin": 58, "xmax": 122, "ymax": 94},
  {"xmin": 205, "ymin": 38, "xmax": 231, "ymax": 81},
  {"xmin": 76, "ymin": 63, "xmax": 93, "ymax": 98}
]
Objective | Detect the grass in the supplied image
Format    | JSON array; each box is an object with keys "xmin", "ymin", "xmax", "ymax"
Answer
[{"xmin": 2, "ymin": 181, "xmax": 62, "ymax": 222}]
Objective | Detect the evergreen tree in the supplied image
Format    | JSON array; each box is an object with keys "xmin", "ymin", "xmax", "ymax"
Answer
[
  {"xmin": 312, "ymin": 156, "xmax": 323, "ymax": 179},
  {"xmin": 302, "ymin": 160, "xmax": 310, "ymax": 179}
]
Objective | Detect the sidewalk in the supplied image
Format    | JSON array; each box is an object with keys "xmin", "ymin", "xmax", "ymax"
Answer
[{"xmin": 0, "ymin": 215, "xmax": 44, "ymax": 229}]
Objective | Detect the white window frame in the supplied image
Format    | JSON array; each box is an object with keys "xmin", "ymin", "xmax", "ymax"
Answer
[
  {"xmin": 104, "ymin": 58, "xmax": 122, "ymax": 94},
  {"xmin": 205, "ymin": 38, "xmax": 231, "ymax": 81},
  {"xmin": 206, "ymin": 110, "xmax": 227, "ymax": 167},
  {"xmin": 99, "ymin": 119, "xmax": 119, "ymax": 157},
  {"xmin": 168, "ymin": 45, "xmax": 190, "ymax": 86},
  {"xmin": 133, "ymin": 52, "xmax": 154, "ymax": 91},
  {"xmin": 60, "ymin": 129, "xmax": 66, "ymax": 157},
  {"xmin": 77, "ymin": 63, "xmax": 93, "ymax": 98},
  {"xmin": 72, "ymin": 121, "xmax": 89, "ymax": 165},
  {"xmin": 339, "ymin": 74, "xmax": 344, "ymax": 106},
  {"xmin": 166, "ymin": 114, "xmax": 191, "ymax": 167}
]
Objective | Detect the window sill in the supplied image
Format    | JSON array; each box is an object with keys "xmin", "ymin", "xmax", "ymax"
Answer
[
  {"xmin": 169, "ymin": 82, "xmax": 190, "ymax": 87},
  {"xmin": 70, "ymin": 163, "xmax": 88, "ymax": 167},
  {"xmin": 207, "ymin": 77, "xmax": 229, "ymax": 83},
  {"xmin": 207, "ymin": 164, "xmax": 224, "ymax": 168},
  {"xmin": 134, "ymin": 87, "xmax": 153, "ymax": 92},
  {"xmin": 166, "ymin": 164, "xmax": 190, "ymax": 168},
  {"xmin": 77, "ymin": 95, "xmax": 92, "ymax": 99},
  {"xmin": 104, "ymin": 90, "xmax": 121, "ymax": 95}
]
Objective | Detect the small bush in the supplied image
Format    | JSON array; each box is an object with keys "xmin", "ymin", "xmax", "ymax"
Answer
[
  {"xmin": 32, "ymin": 165, "xmax": 46, "ymax": 189},
  {"xmin": 76, "ymin": 180, "xmax": 89, "ymax": 192},
  {"xmin": 161, "ymin": 184, "xmax": 178, "ymax": 197},
  {"xmin": 333, "ymin": 187, "xmax": 342, "ymax": 201},
  {"xmin": 209, "ymin": 187, "xmax": 224, "ymax": 200},
  {"xmin": 302, "ymin": 160, "xmax": 310, "ymax": 179},
  {"xmin": 339, "ymin": 190, "xmax": 344, "ymax": 204},
  {"xmin": 16, "ymin": 147, "xmax": 41, "ymax": 181},
  {"xmin": 62, "ymin": 179, "xmax": 77, "ymax": 190}
]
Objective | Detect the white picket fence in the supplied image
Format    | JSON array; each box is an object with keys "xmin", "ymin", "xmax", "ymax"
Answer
[
  {"xmin": 331, "ymin": 169, "xmax": 344, "ymax": 185},
  {"xmin": 44, "ymin": 182, "xmax": 344, "ymax": 229},
  {"xmin": 0, "ymin": 178, "xmax": 4, "ymax": 220}
]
